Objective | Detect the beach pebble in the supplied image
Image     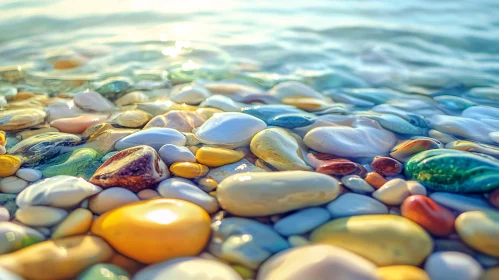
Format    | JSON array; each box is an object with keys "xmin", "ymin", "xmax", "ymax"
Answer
[
  {"xmin": 0, "ymin": 109, "xmax": 46, "ymax": 131},
  {"xmin": 390, "ymin": 138, "xmax": 442, "ymax": 162},
  {"xmin": 89, "ymin": 187, "xmax": 140, "ymax": 214},
  {"xmin": 310, "ymin": 215, "xmax": 433, "ymax": 266},
  {"xmin": 134, "ymin": 257, "xmax": 241, "ymax": 280},
  {"xmin": 429, "ymin": 115, "xmax": 496, "ymax": 143},
  {"xmin": 157, "ymin": 178, "xmax": 219, "ymax": 213},
  {"xmin": 15, "ymin": 206, "xmax": 68, "ymax": 227},
  {"xmin": 115, "ymin": 91, "xmax": 149, "ymax": 106},
  {"xmin": 371, "ymin": 156, "xmax": 403, "ymax": 176},
  {"xmin": 217, "ymin": 171, "xmax": 340, "ymax": 216},
  {"xmin": 170, "ymin": 86, "xmax": 211, "ymax": 105},
  {"xmin": 257, "ymin": 244, "xmax": 378, "ymax": 280},
  {"xmin": 269, "ymin": 81, "xmax": 326, "ymax": 101},
  {"xmin": 159, "ymin": 144, "xmax": 196, "ymax": 164},
  {"xmin": 0, "ymin": 207, "xmax": 9, "ymax": 221},
  {"xmin": 455, "ymin": 211, "xmax": 499, "ymax": 257},
  {"xmin": 200, "ymin": 95, "xmax": 245, "ymax": 112},
  {"xmin": 407, "ymin": 180, "xmax": 427, "ymax": 196},
  {"xmin": 372, "ymin": 178, "xmax": 410, "ymax": 205},
  {"xmin": 401, "ymin": 195, "xmax": 455, "ymax": 236},
  {"xmin": 430, "ymin": 192, "xmax": 494, "ymax": 212},
  {"xmin": 15, "ymin": 168, "xmax": 42, "ymax": 182},
  {"xmin": 327, "ymin": 193, "xmax": 388, "ymax": 218},
  {"xmin": 273, "ymin": 207, "xmax": 331, "ymax": 236},
  {"xmin": 196, "ymin": 146, "xmax": 245, "ymax": 167},
  {"xmin": 0, "ymin": 155, "xmax": 23, "ymax": 177},
  {"xmin": 377, "ymin": 266, "xmax": 430, "ymax": 280},
  {"xmin": 0, "ymin": 176, "xmax": 28, "ymax": 194},
  {"xmin": 50, "ymin": 114, "xmax": 108, "ymax": 134},
  {"xmin": 341, "ymin": 175, "xmax": 375, "ymax": 193},
  {"xmin": 77, "ymin": 263, "xmax": 130, "ymax": 280},
  {"xmin": 170, "ymin": 162, "xmax": 209, "ymax": 179},
  {"xmin": 114, "ymin": 110, "xmax": 151, "ymax": 128},
  {"xmin": 0, "ymin": 221, "xmax": 45, "ymax": 254},
  {"xmin": 51, "ymin": 208, "xmax": 93, "ymax": 239},
  {"xmin": 365, "ymin": 172, "xmax": 387, "ymax": 189},
  {"xmin": 16, "ymin": 175, "xmax": 102, "ymax": 209},
  {"xmin": 91, "ymin": 199, "xmax": 211, "ymax": 264},
  {"xmin": 198, "ymin": 177, "xmax": 218, "ymax": 192},
  {"xmin": 115, "ymin": 127, "xmax": 186, "ymax": 151},
  {"xmin": 424, "ymin": 251, "xmax": 483, "ymax": 280},
  {"xmin": 74, "ymin": 91, "xmax": 114, "ymax": 112},
  {"xmin": 137, "ymin": 189, "xmax": 160, "ymax": 200},
  {"xmin": 316, "ymin": 158, "xmax": 359, "ymax": 176},
  {"xmin": 206, "ymin": 158, "xmax": 266, "ymax": 183}
]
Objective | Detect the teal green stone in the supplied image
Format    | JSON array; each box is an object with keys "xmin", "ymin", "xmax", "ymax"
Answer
[
  {"xmin": 405, "ymin": 149, "xmax": 499, "ymax": 193},
  {"xmin": 77, "ymin": 264, "xmax": 130, "ymax": 280},
  {"xmin": 40, "ymin": 148, "xmax": 102, "ymax": 179}
]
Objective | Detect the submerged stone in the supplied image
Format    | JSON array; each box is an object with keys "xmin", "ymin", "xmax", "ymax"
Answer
[
  {"xmin": 0, "ymin": 109, "xmax": 46, "ymax": 131},
  {"xmin": 39, "ymin": 148, "xmax": 102, "ymax": 179}
]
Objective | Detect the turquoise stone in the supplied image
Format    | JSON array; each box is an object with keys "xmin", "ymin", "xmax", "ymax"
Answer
[
  {"xmin": 95, "ymin": 78, "xmax": 131, "ymax": 100},
  {"xmin": 39, "ymin": 148, "xmax": 102, "ymax": 180},
  {"xmin": 273, "ymin": 207, "xmax": 331, "ymax": 236},
  {"xmin": 267, "ymin": 113, "xmax": 315, "ymax": 129},
  {"xmin": 357, "ymin": 113, "xmax": 427, "ymax": 135},
  {"xmin": 405, "ymin": 149, "xmax": 499, "ymax": 193},
  {"xmin": 241, "ymin": 105, "xmax": 315, "ymax": 124},
  {"xmin": 77, "ymin": 264, "xmax": 130, "ymax": 280},
  {"xmin": 434, "ymin": 95, "xmax": 476, "ymax": 112}
]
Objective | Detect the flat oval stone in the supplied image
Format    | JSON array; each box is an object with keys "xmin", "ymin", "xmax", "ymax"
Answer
[
  {"xmin": 134, "ymin": 257, "xmax": 241, "ymax": 280},
  {"xmin": 115, "ymin": 127, "xmax": 186, "ymax": 151},
  {"xmin": 217, "ymin": 171, "xmax": 340, "ymax": 216},
  {"xmin": 269, "ymin": 81, "xmax": 326, "ymax": 101},
  {"xmin": 250, "ymin": 128, "xmax": 311, "ymax": 171},
  {"xmin": 159, "ymin": 144, "xmax": 196, "ymax": 165},
  {"xmin": 372, "ymin": 178, "xmax": 410, "ymax": 205},
  {"xmin": 365, "ymin": 172, "xmax": 387, "ymax": 189},
  {"xmin": 446, "ymin": 140, "xmax": 499, "ymax": 158},
  {"xmin": 358, "ymin": 113, "xmax": 427, "ymax": 135},
  {"xmin": 144, "ymin": 111, "xmax": 205, "ymax": 132},
  {"xmin": 170, "ymin": 85, "xmax": 211, "ymax": 105},
  {"xmin": 91, "ymin": 199, "xmax": 211, "ymax": 264},
  {"xmin": 200, "ymin": 95, "xmax": 245, "ymax": 112},
  {"xmin": 90, "ymin": 145, "xmax": 169, "ymax": 192},
  {"xmin": 371, "ymin": 156, "xmax": 403, "ymax": 176},
  {"xmin": 15, "ymin": 168, "xmax": 42, "ymax": 182},
  {"xmin": 15, "ymin": 206, "xmax": 68, "ymax": 227},
  {"xmin": 0, "ymin": 207, "xmax": 9, "ymax": 221},
  {"xmin": 89, "ymin": 187, "xmax": 139, "ymax": 214},
  {"xmin": 0, "ymin": 155, "xmax": 23, "ymax": 177},
  {"xmin": 282, "ymin": 96, "xmax": 330, "ymax": 111},
  {"xmin": 169, "ymin": 162, "xmax": 209, "ymax": 179},
  {"xmin": 16, "ymin": 175, "xmax": 102, "ymax": 209},
  {"xmin": 428, "ymin": 115, "xmax": 497, "ymax": 144},
  {"xmin": 74, "ymin": 91, "xmax": 114, "ymax": 112},
  {"xmin": 310, "ymin": 215, "xmax": 433, "ymax": 266},
  {"xmin": 0, "ymin": 109, "xmax": 46, "ymax": 131},
  {"xmin": 51, "ymin": 208, "xmax": 93, "ymax": 239},
  {"xmin": 377, "ymin": 266, "xmax": 430, "ymax": 280},
  {"xmin": 0, "ymin": 176, "xmax": 27, "ymax": 194},
  {"xmin": 429, "ymin": 129, "xmax": 458, "ymax": 144},
  {"xmin": 316, "ymin": 158, "xmax": 358, "ymax": 175},
  {"xmin": 430, "ymin": 192, "xmax": 494, "ymax": 212},
  {"xmin": 401, "ymin": 195, "xmax": 455, "ymax": 236},
  {"xmin": 115, "ymin": 91, "xmax": 149, "ymax": 106},
  {"xmin": 327, "ymin": 193, "xmax": 388, "ymax": 218},
  {"xmin": 455, "ymin": 211, "xmax": 499, "ymax": 257},
  {"xmin": 273, "ymin": 207, "xmax": 331, "ymax": 236},
  {"xmin": 196, "ymin": 147, "xmax": 245, "ymax": 167},
  {"xmin": 157, "ymin": 178, "xmax": 219, "ymax": 213},
  {"xmin": 194, "ymin": 112, "xmax": 267, "ymax": 148},
  {"xmin": 424, "ymin": 251, "xmax": 483, "ymax": 280},
  {"xmin": 0, "ymin": 235, "xmax": 113, "ymax": 280},
  {"xmin": 341, "ymin": 175, "xmax": 375, "ymax": 193},
  {"xmin": 77, "ymin": 263, "xmax": 130, "ymax": 280},
  {"xmin": 114, "ymin": 110, "xmax": 151, "ymax": 128},
  {"xmin": 46, "ymin": 100, "xmax": 86, "ymax": 122},
  {"xmin": 209, "ymin": 217, "xmax": 289, "ymax": 269},
  {"xmin": 405, "ymin": 149, "xmax": 499, "ymax": 193},
  {"xmin": 0, "ymin": 221, "xmax": 45, "ymax": 254},
  {"xmin": 257, "ymin": 244, "xmax": 378, "ymax": 280},
  {"xmin": 206, "ymin": 158, "xmax": 266, "ymax": 183},
  {"xmin": 267, "ymin": 114, "xmax": 315, "ymax": 129},
  {"xmin": 390, "ymin": 138, "xmax": 442, "ymax": 162},
  {"xmin": 50, "ymin": 115, "xmax": 108, "ymax": 134},
  {"xmin": 39, "ymin": 148, "xmax": 102, "ymax": 179}
]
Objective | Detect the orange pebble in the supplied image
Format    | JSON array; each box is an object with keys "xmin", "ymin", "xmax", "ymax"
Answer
[
  {"xmin": 365, "ymin": 172, "xmax": 387, "ymax": 189},
  {"xmin": 54, "ymin": 59, "xmax": 81, "ymax": 70}
]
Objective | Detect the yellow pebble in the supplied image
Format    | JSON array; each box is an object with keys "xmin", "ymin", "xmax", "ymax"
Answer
[
  {"xmin": 231, "ymin": 264, "xmax": 255, "ymax": 279},
  {"xmin": 255, "ymin": 159, "xmax": 273, "ymax": 171},
  {"xmin": 0, "ymin": 155, "xmax": 23, "ymax": 177},
  {"xmin": 196, "ymin": 147, "xmax": 245, "ymax": 167},
  {"xmin": 16, "ymin": 127, "xmax": 60, "ymax": 140},
  {"xmin": 170, "ymin": 162, "xmax": 209, "ymax": 179},
  {"xmin": 377, "ymin": 266, "xmax": 430, "ymax": 280},
  {"xmin": 53, "ymin": 59, "xmax": 81, "ymax": 70},
  {"xmin": 198, "ymin": 177, "xmax": 218, "ymax": 192},
  {"xmin": 281, "ymin": 96, "xmax": 329, "ymax": 111},
  {"xmin": 52, "ymin": 208, "xmax": 93, "ymax": 239},
  {"xmin": 0, "ymin": 131, "xmax": 6, "ymax": 146},
  {"xmin": 456, "ymin": 211, "xmax": 499, "ymax": 257}
]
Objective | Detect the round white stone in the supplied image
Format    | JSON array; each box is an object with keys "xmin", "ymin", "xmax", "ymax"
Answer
[
  {"xmin": 158, "ymin": 144, "xmax": 196, "ymax": 165},
  {"xmin": 16, "ymin": 168, "xmax": 43, "ymax": 182},
  {"xmin": 89, "ymin": 187, "xmax": 139, "ymax": 215},
  {"xmin": 170, "ymin": 85, "xmax": 211, "ymax": 105},
  {"xmin": 74, "ymin": 91, "xmax": 114, "ymax": 112},
  {"xmin": 0, "ymin": 207, "xmax": 10, "ymax": 222},
  {"xmin": 0, "ymin": 176, "xmax": 28, "ymax": 194},
  {"xmin": 424, "ymin": 251, "xmax": 483, "ymax": 280},
  {"xmin": 15, "ymin": 206, "xmax": 68, "ymax": 227}
]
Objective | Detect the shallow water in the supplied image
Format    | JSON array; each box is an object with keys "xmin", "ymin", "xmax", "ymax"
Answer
[{"xmin": 2, "ymin": 0, "xmax": 499, "ymax": 92}]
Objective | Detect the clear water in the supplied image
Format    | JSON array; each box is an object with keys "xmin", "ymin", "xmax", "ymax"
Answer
[{"xmin": 2, "ymin": 0, "xmax": 499, "ymax": 92}]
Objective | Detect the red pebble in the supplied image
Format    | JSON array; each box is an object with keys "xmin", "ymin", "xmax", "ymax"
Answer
[
  {"xmin": 401, "ymin": 195, "xmax": 455, "ymax": 236},
  {"xmin": 316, "ymin": 159, "xmax": 358, "ymax": 175},
  {"xmin": 370, "ymin": 156, "xmax": 403, "ymax": 176},
  {"xmin": 489, "ymin": 188, "xmax": 499, "ymax": 209}
]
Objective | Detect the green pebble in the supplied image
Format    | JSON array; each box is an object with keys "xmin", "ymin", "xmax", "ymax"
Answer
[
  {"xmin": 77, "ymin": 264, "xmax": 130, "ymax": 280},
  {"xmin": 40, "ymin": 148, "xmax": 102, "ymax": 180}
]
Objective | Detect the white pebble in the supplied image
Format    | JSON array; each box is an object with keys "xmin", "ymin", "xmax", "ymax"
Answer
[
  {"xmin": 16, "ymin": 168, "xmax": 43, "ymax": 182},
  {"xmin": 0, "ymin": 206, "xmax": 10, "ymax": 221},
  {"xmin": 0, "ymin": 146, "xmax": 6, "ymax": 155},
  {"xmin": 372, "ymin": 178, "xmax": 410, "ymax": 205},
  {"xmin": 15, "ymin": 206, "xmax": 68, "ymax": 227},
  {"xmin": 0, "ymin": 176, "xmax": 28, "ymax": 194},
  {"xmin": 407, "ymin": 180, "xmax": 427, "ymax": 196},
  {"xmin": 158, "ymin": 144, "xmax": 196, "ymax": 165},
  {"xmin": 424, "ymin": 251, "xmax": 483, "ymax": 280},
  {"xmin": 157, "ymin": 178, "xmax": 219, "ymax": 213},
  {"xmin": 89, "ymin": 187, "xmax": 139, "ymax": 215}
]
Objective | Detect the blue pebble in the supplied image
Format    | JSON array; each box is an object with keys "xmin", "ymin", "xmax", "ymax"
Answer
[
  {"xmin": 430, "ymin": 192, "xmax": 494, "ymax": 213},
  {"xmin": 242, "ymin": 105, "xmax": 315, "ymax": 123},
  {"xmin": 267, "ymin": 113, "xmax": 315, "ymax": 129},
  {"xmin": 273, "ymin": 207, "xmax": 331, "ymax": 236}
]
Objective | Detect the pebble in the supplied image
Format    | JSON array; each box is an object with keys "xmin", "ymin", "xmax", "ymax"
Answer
[
  {"xmin": 145, "ymin": 110, "xmax": 205, "ymax": 132},
  {"xmin": 77, "ymin": 263, "xmax": 130, "ymax": 280},
  {"xmin": 371, "ymin": 156, "xmax": 403, "ymax": 176},
  {"xmin": 206, "ymin": 158, "xmax": 266, "ymax": 182},
  {"xmin": 273, "ymin": 207, "xmax": 331, "ymax": 236},
  {"xmin": 365, "ymin": 172, "xmax": 387, "ymax": 189},
  {"xmin": 257, "ymin": 244, "xmax": 378, "ymax": 280},
  {"xmin": 46, "ymin": 99, "xmax": 86, "ymax": 122},
  {"xmin": 51, "ymin": 208, "xmax": 93, "ymax": 239},
  {"xmin": 115, "ymin": 91, "xmax": 149, "ymax": 106},
  {"xmin": 170, "ymin": 162, "xmax": 209, "ymax": 178},
  {"xmin": 115, "ymin": 127, "xmax": 186, "ymax": 150},
  {"xmin": 114, "ymin": 110, "xmax": 151, "ymax": 128},
  {"xmin": 91, "ymin": 199, "xmax": 211, "ymax": 264},
  {"xmin": 401, "ymin": 195, "xmax": 455, "ymax": 236},
  {"xmin": 455, "ymin": 211, "xmax": 499, "ymax": 257},
  {"xmin": 198, "ymin": 177, "xmax": 218, "ymax": 192},
  {"xmin": 0, "ymin": 155, "xmax": 23, "ymax": 177},
  {"xmin": 377, "ymin": 265, "xmax": 430, "ymax": 280},
  {"xmin": 407, "ymin": 180, "xmax": 427, "ymax": 196},
  {"xmin": 200, "ymin": 95, "xmax": 245, "ymax": 112},
  {"xmin": 428, "ymin": 129, "xmax": 457, "ymax": 144},
  {"xmin": 327, "ymin": 193, "xmax": 388, "ymax": 218},
  {"xmin": 372, "ymin": 178, "xmax": 410, "ymax": 205},
  {"xmin": 15, "ymin": 168, "xmax": 42, "ymax": 182},
  {"xmin": 16, "ymin": 175, "xmax": 102, "ymax": 209},
  {"xmin": 157, "ymin": 178, "xmax": 219, "ymax": 213},
  {"xmin": 316, "ymin": 158, "xmax": 360, "ymax": 175},
  {"xmin": 196, "ymin": 146, "xmax": 245, "ymax": 167},
  {"xmin": 0, "ymin": 267, "xmax": 23, "ymax": 280},
  {"xmin": 134, "ymin": 257, "xmax": 241, "ymax": 280},
  {"xmin": 268, "ymin": 81, "xmax": 327, "ymax": 101},
  {"xmin": 446, "ymin": 140, "xmax": 499, "ymax": 157},
  {"xmin": 50, "ymin": 114, "xmax": 108, "ymax": 134},
  {"xmin": 217, "ymin": 171, "xmax": 340, "ymax": 216},
  {"xmin": 430, "ymin": 192, "xmax": 495, "ymax": 212},
  {"xmin": 40, "ymin": 148, "xmax": 101, "ymax": 179},
  {"xmin": 0, "ymin": 176, "xmax": 28, "ymax": 193},
  {"xmin": 0, "ymin": 235, "xmax": 113, "ymax": 280},
  {"xmin": 0, "ymin": 109, "xmax": 46, "ymax": 131},
  {"xmin": 390, "ymin": 138, "xmax": 441, "ymax": 162},
  {"xmin": 15, "ymin": 206, "xmax": 68, "ymax": 227},
  {"xmin": 341, "ymin": 175, "xmax": 375, "ymax": 193},
  {"xmin": 424, "ymin": 251, "xmax": 483, "ymax": 280},
  {"xmin": 0, "ymin": 207, "xmax": 9, "ymax": 221},
  {"xmin": 0, "ymin": 221, "xmax": 45, "ymax": 254},
  {"xmin": 310, "ymin": 215, "xmax": 433, "ymax": 266},
  {"xmin": 137, "ymin": 189, "xmax": 160, "ymax": 200},
  {"xmin": 89, "ymin": 187, "xmax": 140, "ymax": 214},
  {"xmin": 170, "ymin": 85, "xmax": 211, "ymax": 105},
  {"xmin": 74, "ymin": 91, "xmax": 114, "ymax": 112},
  {"xmin": 158, "ymin": 144, "xmax": 196, "ymax": 165},
  {"xmin": 429, "ymin": 115, "xmax": 497, "ymax": 143}
]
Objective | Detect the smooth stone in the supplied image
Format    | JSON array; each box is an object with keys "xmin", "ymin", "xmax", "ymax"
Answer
[
  {"xmin": 462, "ymin": 105, "xmax": 499, "ymax": 120},
  {"xmin": 209, "ymin": 217, "xmax": 289, "ymax": 269},
  {"xmin": 435, "ymin": 95, "xmax": 476, "ymax": 112},
  {"xmin": 137, "ymin": 189, "xmax": 160, "ymax": 200},
  {"xmin": 50, "ymin": 115, "xmax": 107, "ymax": 134},
  {"xmin": 462, "ymin": 87, "xmax": 499, "ymax": 106},
  {"xmin": 194, "ymin": 112, "xmax": 267, "ymax": 148},
  {"xmin": 377, "ymin": 266, "xmax": 430, "ymax": 280},
  {"xmin": 341, "ymin": 175, "xmax": 375, "ymax": 193},
  {"xmin": 15, "ymin": 206, "xmax": 68, "ymax": 227},
  {"xmin": 89, "ymin": 187, "xmax": 139, "ymax": 215},
  {"xmin": 257, "ymin": 244, "xmax": 378, "ymax": 280},
  {"xmin": 273, "ymin": 207, "xmax": 331, "ymax": 236},
  {"xmin": 134, "ymin": 257, "xmax": 241, "ymax": 280},
  {"xmin": 390, "ymin": 138, "xmax": 442, "ymax": 162},
  {"xmin": 205, "ymin": 159, "xmax": 266, "ymax": 183},
  {"xmin": 157, "ymin": 178, "xmax": 219, "ymax": 213},
  {"xmin": 200, "ymin": 95, "xmax": 245, "ymax": 112},
  {"xmin": 250, "ymin": 128, "xmax": 311, "ymax": 171},
  {"xmin": 0, "ymin": 155, "xmax": 23, "ymax": 177},
  {"xmin": 198, "ymin": 178, "xmax": 218, "ymax": 192},
  {"xmin": 115, "ymin": 91, "xmax": 149, "ymax": 106},
  {"xmin": 196, "ymin": 147, "xmax": 245, "ymax": 167},
  {"xmin": 425, "ymin": 252, "xmax": 483, "ymax": 280},
  {"xmin": 371, "ymin": 156, "xmax": 403, "ymax": 176},
  {"xmin": 0, "ymin": 235, "xmax": 113, "ymax": 280},
  {"xmin": 15, "ymin": 168, "xmax": 42, "ymax": 182},
  {"xmin": 407, "ymin": 180, "xmax": 427, "ymax": 196},
  {"xmin": 456, "ymin": 211, "xmax": 499, "ymax": 257},
  {"xmin": 0, "ymin": 206, "xmax": 9, "ymax": 221},
  {"xmin": 267, "ymin": 114, "xmax": 315, "ymax": 129},
  {"xmin": 159, "ymin": 144, "xmax": 196, "ymax": 165},
  {"xmin": 0, "ymin": 194, "xmax": 17, "ymax": 218},
  {"xmin": 0, "ymin": 221, "xmax": 45, "ymax": 254},
  {"xmin": 430, "ymin": 192, "xmax": 494, "ymax": 212},
  {"xmin": 39, "ymin": 148, "xmax": 102, "ymax": 179},
  {"xmin": 304, "ymin": 117, "xmax": 397, "ymax": 158},
  {"xmin": 53, "ymin": 58, "xmax": 81, "ymax": 69},
  {"xmin": 268, "ymin": 81, "xmax": 327, "ymax": 101},
  {"xmin": 81, "ymin": 124, "xmax": 137, "ymax": 154},
  {"xmin": 357, "ymin": 113, "xmax": 427, "ymax": 135},
  {"xmin": 114, "ymin": 110, "xmax": 151, "ymax": 128},
  {"xmin": 281, "ymin": 96, "xmax": 330, "ymax": 111},
  {"xmin": 365, "ymin": 172, "xmax": 387, "ymax": 189},
  {"xmin": 45, "ymin": 99, "xmax": 86, "ymax": 122},
  {"xmin": 401, "ymin": 195, "xmax": 455, "ymax": 236},
  {"xmin": 0, "ymin": 267, "xmax": 23, "ymax": 280},
  {"xmin": 16, "ymin": 175, "xmax": 101, "ymax": 209},
  {"xmin": 241, "ymin": 105, "xmax": 316, "ymax": 126},
  {"xmin": 92, "ymin": 199, "xmax": 211, "ymax": 264},
  {"xmin": 287, "ymin": 235, "xmax": 310, "ymax": 247},
  {"xmin": 316, "ymin": 158, "xmax": 359, "ymax": 176},
  {"xmin": 77, "ymin": 263, "xmax": 130, "ymax": 280},
  {"xmin": 115, "ymin": 128, "xmax": 186, "ymax": 151},
  {"xmin": 0, "ymin": 109, "xmax": 46, "ymax": 131},
  {"xmin": 144, "ymin": 111, "xmax": 205, "ymax": 132},
  {"xmin": 428, "ymin": 115, "xmax": 497, "ymax": 143},
  {"xmin": 90, "ymin": 145, "xmax": 169, "ymax": 192},
  {"xmin": 95, "ymin": 78, "xmax": 131, "ymax": 100},
  {"xmin": 74, "ymin": 91, "xmax": 114, "ymax": 112},
  {"xmin": 52, "ymin": 208, "xmax": 93, "ymax": 239},
  {"xmin": 0, "ymin": 176, "xmax": 28, "ymax": 193},
  {"xmin": 433, "ymin": 238, "xmax": 499, "ymax": 269},
  {"xmin": 429, "ymin": 129, "xmax": 458, "ymax": 144},
  {"xmin": 8, "ymin": 132, "xmax": 81, "ymax": 166},
  {"xmin": 170, "ymin": 162, "xmax": 209, "ymax": 179},
  {"xmin": 170, "ymin": 85, "xmax": 211, "ymax": 105},
  {"xmin": 405, "ymin": 149, "xmax": 499, "ymax": 193},
  {"xmin": 446, "ymin": 140, "xmax": 499, "ymax": 158},
  {"xmin": 217, "ymin": 171, "xmax": 340, "ymax": 216},
  {"xmin": 491, "ymin": 132, "xmax": 499, "ymax": 144},
  {"xmin": 327, "ymin": 193, "xmax": 388, "ymax": 218},
  {"xmin": 310, "ymin": 215, "xmax": 433, "ymax": 266},
  {"xmin": 373, "ymin": 178, "xmax": 410, "ymax": 205}
]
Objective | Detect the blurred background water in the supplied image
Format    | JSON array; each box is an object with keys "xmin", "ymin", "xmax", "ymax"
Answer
[{"xmin": 1, "ymin": 0, "xmax": 499, "ymax": 92}]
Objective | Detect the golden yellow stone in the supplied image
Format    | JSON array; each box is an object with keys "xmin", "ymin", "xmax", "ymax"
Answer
[
  {"xmin": 0, "ymin": 235, "xmax": 113, "ymax": 280},
  {"xmin": 310, "ymin": 215, "xmax": 433, "ymax": 266},
  {"xmin": 480, "ymin": 267, "xmax": 499, "ymax": 280},
  {"xmin": 16, "ymin": 127, "xmax": 60, "ymax": 140},
  {"xmin": 170, "ymin": 162, "xmax": 209, "ymax": 178},
  {"xmin": 53, "ymin": 59, "xmax": 81, "ymax": 70},
  {"xmin": 0, "ymin": 131, "xmax": 6, "ymax": 146},
  {"xmin": 9, "ymin": 92, "xmax": 35, "ymax": 101},
  {"xmin": 52, "ymin": 208, "xmax": 93, "ymax": 239},
  {"xmin": 196, "ymin": 147, "xmax": 245, "ymax": 167},
  {"xmin": 91, "ymin": 199, "xmax": 211, "ymax": 264},
  {"xmin": 377, "ymin": 266, "xmax": 430, "ymax": 280},
  {"xmin": 456, "ymin": 211, "xmax": 499, "ymax": 257},
  {"xmin": 0, "ymin": 155, "xmax": 23, "ymax": 177},
  {"xmin": 281, "ymin": 96, "xmax": 329, "ymax": 111}
]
